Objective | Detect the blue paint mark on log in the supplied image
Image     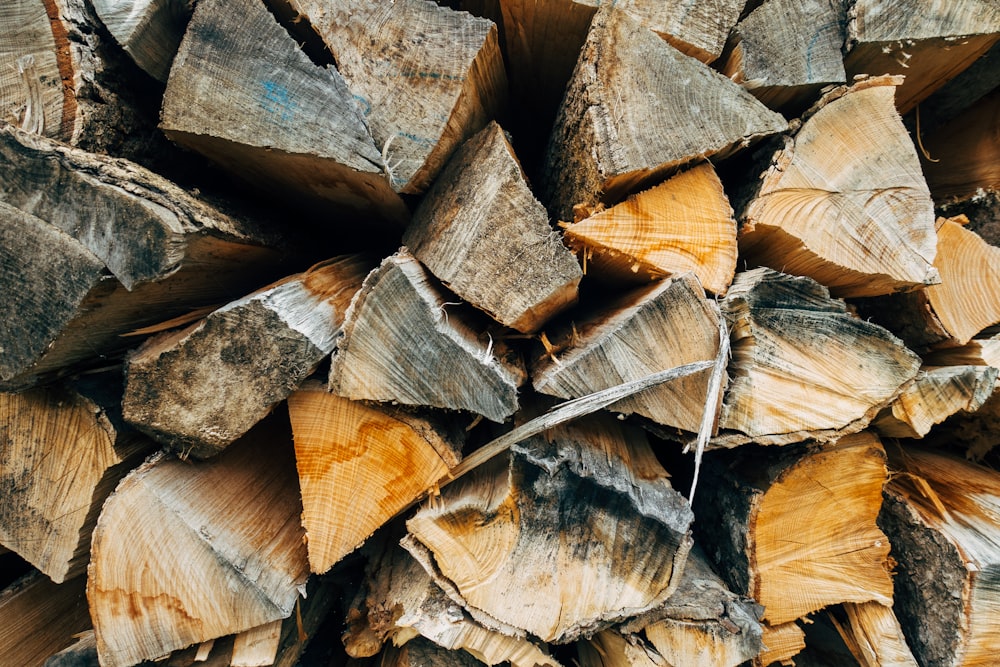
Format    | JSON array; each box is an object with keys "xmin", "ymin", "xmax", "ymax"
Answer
[{"xmin": 261, "ymin": 81, "xmax": 296, "ymax": 122}]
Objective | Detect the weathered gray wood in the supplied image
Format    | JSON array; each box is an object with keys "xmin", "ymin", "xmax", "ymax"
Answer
[
  {"xmin": 404, "ymin": 121, "xmax": 581, "ymax": 333},
  {"xmin": 532, "ymin": 273, "xmax": 723, "ymax": 435},
  {"xmin": 328, "ymin": 249, "xmax": 525, "ymax": 423},
  {"xmin": 275, "ymin": 0, "xmax": 507, "ymax": 195},
  {"xmin": 540, "ymin": 5, "xmax": 786, "ymax": 223},
  {"xmin": 161, "ymin": 0, "xmax": 407, "ymax": 228},
  {"xmin": 405, "ymin": 413, "xmax": 694, "ymax": 644},
  {"xmin": 715, "ymin": 268, "xmax": 921, "ymax": 447},
  {"xmin": 91, "ymin": 0, "xmax": 192, "ymax": 82},
  {"xmin": 122, "ymin": 255, "xmax": 374, "ymax": 459},
  {"xmin": 0, "ymin": 123, "xmax": 299, "ymax": 389}
]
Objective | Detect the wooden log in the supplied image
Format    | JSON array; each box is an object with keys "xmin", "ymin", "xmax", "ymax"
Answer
[
  {"xmin": 121, "ymin": 255, "xmax": 374, "ymax": 459},
  {"xmin": 696, "ymin": 432, "xmax": 895, "ymax": 626},
  {"xmin": 87, "ymin": 412, "xmax": 310, "ymax": 667},
  {"xmin": 91, "ymin": 0, "xmax": 192, "ymax": 82},
  {"xmin": 403, "ymin": 121, "xmax": 582, "ymax": 333},
  {"xmin": 42, "ymin": 629, "xmax": 98, "ymax": 667},
  {"xmin": 737, "ymin": 76, "xmax": 939, "ymax": 298},
  {"xmin": 871, "ymin": 364, "xmax": 998, "ymax": 439},
  {"xmin": 843, "ymin": 0, "xmax": 1000, "ymax": 115},
  {"xmin": 719, "ymin": 0, "xmax": 847, "ymax": 113},
  {"xmin": 540, "ymin": 4, "xmax": 787, "ymax": 223},
  {"xmin": 715, "ymin": 268, "xmax": 921, "ymax": 447},
  {"xmin": 380, "ymin": 638, "xmax": 485, "ymax": 667},
  {"xmin": 879, "ymin": 446, "xmax": 1000, "ymax": 667},
  {"xmin": 328, "ymin": 249, "xmax": 525, "ymax": 423},
  {"xmin": 938, "ymin": 188, "xmax": 1000, "ymax": 247},
  {"xmin": 831, "ymin": 602, "xmax": 919, "ymax": 667},
  {"xmin": 755, "ymin": 621, "xmax": 806, "ymax": 667},
  {"xmin": 343, "ymin": 536, "xmax": 561, "ymax": 667},
  {"xmin": 0, "ymin": 572, "xmax": 92, "ymax": 667},
  {"xmin": 907, "ymin": 41, "xmax": 1000, "ymax": 135},
  {"xmin": 274, "ymin": 0, "xmax": 507, "ymax": 196},
  {"xmin": 531, "ymin": 272, "xmax": 722, "ymax": 435},
  {"xmin": 404, "ymin": 414, "xmax": 694, "ymax": 644},
  {"xmin": 0, "ymin": 370, "xmax": 152, "ymax": 584},
  {"xmin": 562, "ymin": 161, "xmax": 738, "ymax": 295},
  {"xmin": 0, "ymin": 123, "xmax": 300, "ymax": 389},
  {"xmin": 287, "ymin": 381, "xmax": 464, "ymax": 574},
  {"xmin": 160, "ymin": 0, "xmax": 407, "ymax": 230}
]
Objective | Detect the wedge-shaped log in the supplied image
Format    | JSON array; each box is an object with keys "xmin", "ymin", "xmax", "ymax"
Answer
[
  {"xmin": 696, "ymin": 432, "xmax": 895, "ymax": 626},
  {"xmin": 844, "ymin": 0, "xmax": 1000, "ymax": 115},
  {"xmin": 738, "ymin": 76, "xmax": 939, "ymax": 298},
  {"xmin": 404, "ymin": 414, "xmax": 694, "ymax": 644},
  {"xmin": 328, "ymin": 249, "xmax": 525, "ymax": 423},
  {"xmin": 832, "ymin": 602, "xmax": 919, "ymax": 667},
  {"xmin": 872, "ymin": 365, "xmax": 998, "ymax": 439},
  {"xmin": 122, "ymin": 256, "xmax": 373, "ymax": 459},
  {"xmin": 161, "ymin": 0, "xmax": 406, "ymax": 228},
  {"xmin": 0, "ymin": 371, "xmax": 152, "ymax": 584},
  {"xmin": 563, "ymin": 161, "xmax": 737, "ymax": 295},
  {"xmin": 0, "ymin": 124, "xmax": 297, "ymax": 389},
  {"xmin": 92, "ymin": 0, "xmax": 192, "ymax": 82},
  {"xmin": 532, "ymin": 273, "xmax": 722, "ymax": 434},
  {"xmin": 87, "ymin": 413, "xmax": 310, "ymax": 667},
  {"xmin": 278, "ymin": 0, "xmax": 506, "ymax": 195},
  {"xmin": 541, "ymin": 5, "xmax": 786, "ymax": 223},
  {"xmin": 0, "ymin": 571, "xmax": 92, "ymax": 667},
  {"xmin": 716, "ymin": 268, "xmax": 921, "ymax": 447},
  {"xmin": 343, "ymin": 537, "xmax": 561, "ymax": 667},
  {"xmin": 719, "ymin": 0, "xmax": 847, "ymax": 113},
  {"xmin": 880, "ymin": 446, "xmax": 1000, "ymax": 667},
  {"xmin": 404, "ymin": 121, "xmax": 581, "ymax": 333},
  {"xmin": 287, "ymin": 382, "xmax": 464, "ymax": 574}
]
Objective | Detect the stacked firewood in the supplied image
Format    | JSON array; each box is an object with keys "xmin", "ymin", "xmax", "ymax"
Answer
[{"xmin": 2, "ymin": 1, "xmax": 1000, "ymax": 666}]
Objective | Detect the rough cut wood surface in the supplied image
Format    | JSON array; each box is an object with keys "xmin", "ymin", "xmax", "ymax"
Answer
[
  {"xmin": 756, "ymin": 621, "xmax": 806, "ymax": 667},
  {"xmin": 91, "ymin": 0, "xmax": 192, "ymax": 82},
  {"xmin": 563, "ymin": 161, "xmax": 737, "ymax": 295},
  {"xmin": 737, "ymin": 76, "xmax": 939, "ymax": 298},
  {"xmin": 404, "ymin": 121, "xmax": 581, "ymax": 333},
  {"xmin": 0, "ymin": 571, "xmax": 92, "ymax": 667},
  {"xmin": 122, "ymin": 255, "xmax": 373, "ymax": 458},
  {"xmin": 834, "ymin": 602, "xmax": 919, "ymax": 667}
]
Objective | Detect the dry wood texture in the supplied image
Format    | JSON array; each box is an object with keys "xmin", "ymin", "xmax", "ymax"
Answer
[
  {"xmin": 0, "ymin": 571, "xmax": 92, "ymax": 667},
  {"xmin": 833, "ymin": 602, "xmax": 919, "ymax": 667},
  {"xmin": 91, "ymin": 0, "xmax": 192, "ymax": 82}
]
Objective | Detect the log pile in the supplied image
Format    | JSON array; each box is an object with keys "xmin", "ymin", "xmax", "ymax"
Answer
[{"xmin": 2, "ymin": 1, "xmax": 1000, "ymax": 666}]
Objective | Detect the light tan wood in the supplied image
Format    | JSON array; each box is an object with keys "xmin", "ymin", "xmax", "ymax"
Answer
[
  {"xmin": 122, "ymin": 256, "xmax": 373, "ymax": 458},
  {"xmin": 160, "ymin": 0, "xmax": 407, "ymax": 228},
  {"xmin": 756, "ymin": 621, "xmax": 806, "ymax": 667},
  {"xmin": 287, "ymin": 381, "xmax": 463, "ymax": 574},
  {"xmin": 540, "ymin": 4, "xmax": 786, "ymax": 223},
  {"xmin": 91, "ymin": 0, "xmax": 192, "ymax": 82},
  {"xmin": 881, "ymin": 446, "xmax": 1000, "ymax": 667},
  {"xmin": 844, "ymin": 0, "xmax": 1000, "ymax": 114},
  {"xmin": 328, "ymin": 249, "xmax": 525, "ymax": 423},
  {"xmin": 281, "ymin": 0, "xmax": 507, "ymax": 195},
  {"xmin": 404, "ymin": 413, "xmax": 694, "ymax": 643},
  {"xmin": 0, "ymin": 371, "xmax": 152, "ymax": 583},
  {"xmin": 404, "ymin": 121, "xmax": 581, "ymax": 333},
  {"xmin": 230, "ymin": 620, "xmax": 282, "ymax": 667},
  {"xmin": 563, "ymin": 161, "xmax": 737, "ymax": 295},
  {"xmin": 716, "ymin": 268, "xmax": 921, "ymax": 447},
  {"xmin": 532, "ymin": 273, "xmax": 722, "ymax": 434},
  {"xmin": 87, "ymin": 414, "xmax": 310, "ymax": 667},
  {"xmin": 738, "ymin": 76, "xmax": 939, "ymax": 298},
  {"xmin": 832, "ymin": 602, "xmax": 919, "ymax": 667},
  {"xmin": 0, "ymin": 572, "xmax": 92, "ymax": 667}
]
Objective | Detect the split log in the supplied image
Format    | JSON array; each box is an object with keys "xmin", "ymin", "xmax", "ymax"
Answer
[
  {"xmin": 121, "ymin": 255, "xmax": 373, "ymax": 459},
  {"xmin": 907, "ymin": 41, "xmax": 1000, "ymax": 135},
  {"xmin": 87, "ymin": 412, "xmax": 310, "ymax": 667},
  {"xmin": 879, "ymin": 446, "xmax": 1000, "ymax": 667},
  {"xmin": 275, "ymin": 0, "xmax": 507, "ymax": 196},
  {"xmin": 42, "ymin": 630, "xmax": 98, "ymax": 667},
  {"xmin": 540, "ymin": 4, "xmax": 787, "ymax": 223},
  {"xmin": 831, "ymin": 602, "xmax": 919, "ymax": 667},
  {"xmin": 696, "ymin": 432, "xmax": 895, "ymax": 626},
  {"xmin": 287, "ymin": 381, "xmax": 464, "ymax": 574},
  {"xmin": 160, "ymin": 0, "xmax": 407, "ymax": 229},
  {"xmin": 938, "ymin": 188, "xmax": 1000, "ymax": 247},
  {"xmin": 0, "ymin": 123, "xmax": 300, "ymax": 389},
  {"xmin": 0, "ymin": 572, "xmax": 92, "ymax": 667},
  {"xmin": 404, "ymin": 414, "xmax": 694, "ymax": 644},
  {"xmin": 0, "ymin": 370, "xmax": 152, "ymax": 584},
  {"xmin": 871, "ymin": 364, "xmax": 998, "ymax": 439},
  {"xmin": 715, "ymin": 268, "xmax": 921, "ymax": 447},
  {"xmin": 380, "ymin": 639, "xmax": 485, "ymax": 667},
  {"xmin": 403, "ymin": 121, "xmax": 582, "ymax": 333},
  {"xmin": 328, "ymin": 249, "xmax": 525, "ymax": 423},
  {"xmin": 737, "ymin": 76, "xmax": 939, "ymax": 298},
  {"xmin": 562, "ymin": 161, "xmax": 738, "ymax": 295},
  {"xmin": 756, "ymin": 621, "xmax": 806, "ymax": 667},
  {"xmin": 843, "ymin": 0, "xmax": 1000, "ymax": 115},
  {"xmin": 343, "ymin": 536, "xmax": 560, "ymax": 667},
  {"xmin": 719, "ymin": 0, "xmax": 847, "ymax": 113},
  {"xmin": 91, "ymin": 0, "xmax": 192, "ymax": 82}
]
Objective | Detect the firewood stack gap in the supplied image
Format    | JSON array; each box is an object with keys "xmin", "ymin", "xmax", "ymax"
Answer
[{"xmin": 2, "ymin": 1, "xmax": 1000, "ymax": 666}]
